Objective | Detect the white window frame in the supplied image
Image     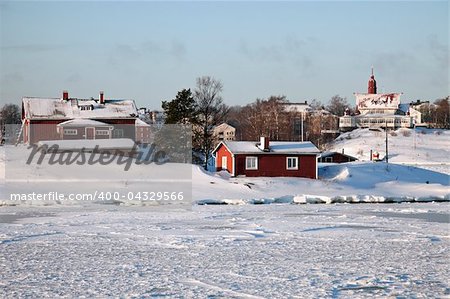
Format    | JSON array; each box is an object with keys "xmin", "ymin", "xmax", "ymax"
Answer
[
  {"xmin": 325, "ymin": 157, "xmax": 333, "ymax": 163},
  {"xmin": 245, "ymin": 156, "xmax": 258, "ymax": 170},
  {"xmin": 64, "ymin": 129, "xmax": 77, "ymax": 136},
  {"xmin": 286, "ymin": 157, "xmax": 299, "ymax": 170},
  {"xmin": 96, "ymin": 129, "xmax": 110, "ymax": 136},
  {"xmin": 113, "ymin": 129, "xmax": 124, "ymax": 138},
  {"xmin": 221, "ymin": 156, "xmax": 227, "ymax": 170}
]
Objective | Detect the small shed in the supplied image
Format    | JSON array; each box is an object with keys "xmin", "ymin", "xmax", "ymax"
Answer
[{"xmin": 318, "ymin": 151, "xmax": 358, "ymax": 163}]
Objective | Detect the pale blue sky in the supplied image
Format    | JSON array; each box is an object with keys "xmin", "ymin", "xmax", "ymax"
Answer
[{"xmin": 0, "ymin": 1, "xmax": 448, "ymax": 109}]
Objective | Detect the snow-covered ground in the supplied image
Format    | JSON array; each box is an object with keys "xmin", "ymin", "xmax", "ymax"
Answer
[
  {"xmin": 0, "ymin": 203, "xmax": 449, "ymax": 298},
  {"xmin": 0, "ymin": 129, "xmax": 448, "ymax": 206},
  {"xmin": 329, "ymin": 128, "xmax": 450, "ymax": 174},
  {"xmin": 0, "ymin": 129, "xmax": 449, "ymax": 297}
]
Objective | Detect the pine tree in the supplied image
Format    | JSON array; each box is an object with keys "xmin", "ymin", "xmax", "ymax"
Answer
[{"xmin": 161, "ymin": 89, "xmax": 196, "ymax": 125}]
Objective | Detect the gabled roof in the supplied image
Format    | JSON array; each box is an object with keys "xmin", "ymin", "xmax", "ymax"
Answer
[
  {"xmin": 22, "ymin": 97, "xmax": 138, "ymax": 120},
  {"xmin": 57, "ymin": 119, "xmax": 111, "ymax": 127},
  {"xmin": 213, "ymin": 140, "xmax": 320, "ymax": 155}
]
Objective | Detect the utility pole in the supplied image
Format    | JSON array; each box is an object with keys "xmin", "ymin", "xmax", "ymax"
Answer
[
  {"xmin": 385, "ymin": 119, "xmax": 389, "ymax": 163},
  {"xmin": 301, "ymin": 112, "xmax": 304, "ymax": 142}
]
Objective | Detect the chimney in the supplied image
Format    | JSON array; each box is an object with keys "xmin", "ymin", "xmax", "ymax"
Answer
[
  {"xmin": 62, "ymin": 90, "xmax": 69, "ymax": 101},
  {"xmin": 260, "ymin": 136, "xmax": 270, "ymax": 151},
  {"xmin": 99, "ymin": 91, "xmax": 104, "ymax": 104}
]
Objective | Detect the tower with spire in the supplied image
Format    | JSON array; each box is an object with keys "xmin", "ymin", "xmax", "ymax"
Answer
[
  {"xmin": 338, "ymin": 67, "xmax": 415, "ymax": 131},
  {"xmin": 368, "ymin": 67, "xmax": 377, "ymax": 94}
]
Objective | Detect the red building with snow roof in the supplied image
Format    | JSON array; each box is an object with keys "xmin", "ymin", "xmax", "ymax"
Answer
[
  {"xmin": 21, "ymin": 91, "xmax": 138, "ymax": 144},
  {"xmin": 212, "ymin": 137, "xmax": 320, "ymax": 179}
]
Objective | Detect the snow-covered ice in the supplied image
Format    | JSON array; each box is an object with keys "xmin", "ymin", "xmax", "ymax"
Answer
[{"xmin": 0, "ymin": 203, "xmax": 449, "ymax": 298}]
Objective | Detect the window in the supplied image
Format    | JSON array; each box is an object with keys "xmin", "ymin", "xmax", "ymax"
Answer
[
  {"xmin": 113, "ymin": 129, "xmax": 124, "ymax": 138},
  {"xmin": 286, "ymin": 157, "xmax": 298, "ymax": 170},
  {"xmin": 325, "ymin": 157, "xmax": 333, "ymax": 163},
  {"xmin": 64, "ymin": 129, "xmax": 77, "ymax": 135},
  {"xmin": 245, "ymin": 156, "xmax": 258, "ymax": 170},
  {"xmin": 79, "ymin": 105, "xmax": 93, "ymax": 111},
  {"xmin": 96, "ymin": 130, "xmax": 110, "ymax": 136}
]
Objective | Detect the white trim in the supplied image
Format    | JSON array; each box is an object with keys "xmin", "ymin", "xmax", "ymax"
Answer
[
  {"xmin": 113, "ymin": 128, "xmax": 124, "ymax": 138},
  {"xmin": 316, "ymin": 155, "xmax": 318, "ymax": 179},
  {"xmin": 212, "ymin": 141, "xmax": 233, "ymax": 156},
  {"xmin": 221, "ymin": 156, "xmax": 227, "ymax": 170},
  {"xmin": 245, "ymin": 156, "xmax": 258, "ymax": 170},
  {"xmin": 231, "ymin": 153, "xmax": 235, "ymax": 176},
  {"xmin": 96, "ymin": 129, "xmax": 110, "ymax": 136},
  {"xmin": 286, "ymin": 156, "xmax": 299, "ymax": 170},
  {"xmin": 63, "ymin": 128, "xmax": 77, "ymax": 136}
]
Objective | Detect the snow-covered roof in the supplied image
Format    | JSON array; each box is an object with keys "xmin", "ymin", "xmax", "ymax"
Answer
[
  {"xmin": 22, "ymin": 97, "xmax": 138, "ymax": 120},
  {"xmin": 283, "ymin": 103, "xmax": 313, "ymax": 113},
  {"xmin": 135, "ymin": 119, "xmax": 151, "ymax": 126},
  {"xmin": 57, "ymin": 119, "xmax": 111, "ymax": 127},
  {"xmin": 318, "ymin": 151, "xmax": 358, "ymax": 160},
  {"xmin": 216, "ymin": 140, "xmax": 320, "ymax": 155}
]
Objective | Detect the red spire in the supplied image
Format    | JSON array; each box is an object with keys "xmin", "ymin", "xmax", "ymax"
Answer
[{"xmin": 368, "ymin": 66, "xmax": 377, "ymax": 94}]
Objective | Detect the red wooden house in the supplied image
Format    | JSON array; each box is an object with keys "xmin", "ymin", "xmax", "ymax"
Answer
[
  {"xmin": 21, "ymin": 91, "xmax": 138, "ymax": 144},
  {"xmin": 212, "ymin": 137, "xmax": 320, "ymax": 179},
  {"xmin": 318, "ymin": 151, "xmax": 358, "ymax": 163}
]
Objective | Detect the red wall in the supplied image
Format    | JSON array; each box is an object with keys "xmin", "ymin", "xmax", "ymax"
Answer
[
  {"xmin": 60, "ymin": 126, "xmax": 112, "ymax": 140},
  {"xmin": 319, "ymin": 153, "xmax": 356, "ymax": 163},
  {"xmin": 29, "ymin": 120, "xmax": 63, "ymax": 144},
  {"xmin": 26, "ymin": 118, "xmax": 137, "ymax": 144},
  {"xmin": 215, "ymin": 144, "xmax": 233, "ymax": 172},
  {"xmin": 214, "ymin": 142, "xmax": 317, "ymax": 179},
  {"xmin": 235, "ymin": 154, "xmax": 317, "ymax": 179}
]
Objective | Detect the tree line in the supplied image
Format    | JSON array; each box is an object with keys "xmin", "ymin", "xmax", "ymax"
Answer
[
  {"xmin": 417, "ymin": 97, "xmax": 449, "ymax": 129},
  {"xmin": 161, "ymin": 76, "xmax": 450, "ymax": 169},
  {"xmin": 161, "ymin": 76, "xmax": 354, "ymax": 169}
]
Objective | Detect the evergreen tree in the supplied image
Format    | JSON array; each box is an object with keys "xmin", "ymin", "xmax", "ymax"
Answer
[{"xmin": 161, "ymin": 89, "xmax": 196, "ymax": 124}]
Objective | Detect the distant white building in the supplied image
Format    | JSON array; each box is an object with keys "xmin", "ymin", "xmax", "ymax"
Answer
[
  {"xmin": 339, "ymin": 69, "xmax": 418, "ymax": 131},
  {"xmin": 213, "ymin": 123, "xmax": 236, "ymax": 143}
]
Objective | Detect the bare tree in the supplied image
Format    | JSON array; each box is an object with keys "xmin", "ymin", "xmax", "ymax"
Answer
[
  {"xmin": 236, "ymin": 96, "xmax": 290, "ymax": 141},
  {"xmin": 434, "ymin": 97, "xmax": 449, "ymax": 129},
  {"xmin": 1, "ymin": 104, "xmax": 21, "ymax": 125},
  {"xmin": 326, "ymin": 95, "xmax": 350, "ymax": 116},
  {"xmin": 193, "ymin": 76, "xmax": 228, "ymax": 170}
]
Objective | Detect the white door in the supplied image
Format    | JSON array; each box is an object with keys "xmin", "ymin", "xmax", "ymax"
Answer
[{"xmin": 221, "ymin": 156, "xmax": 227, "ymax": 170}]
